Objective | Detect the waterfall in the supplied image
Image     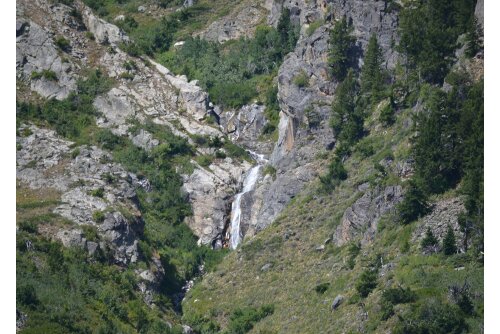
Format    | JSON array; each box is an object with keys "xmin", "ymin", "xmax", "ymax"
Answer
[{"xmin": 229, "ymin": 151, "xmax": 267, "ymax": 249}]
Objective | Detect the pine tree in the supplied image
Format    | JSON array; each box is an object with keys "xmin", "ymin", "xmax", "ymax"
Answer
[
  {"xmin": 328, "ymin": 17, "xmax": 356, "ymax": 81},
  {"xmin": 361, "ymin": 34, "xmax": 384, "ymax": 105},
  {"xmin": 330, "ymin": 69, "xmax": 363, "ymax": 144},
  {"xmin": 443, "ymin": 225, "xmax": 458, "ymax": 255},
  {"xmin": 464, "ymin": 17, "xmax": 480, "ymax": 58},
  {"xmin": 421, "ymin": 227, "xmax": 439, "ymax": 249},
  {"xmin": 397, "ymin": 179, "xmax": 430, "ymax": 225},
  {"xmin": 277, "ymin": 8, "xmax": 298, "ymax": 55}
]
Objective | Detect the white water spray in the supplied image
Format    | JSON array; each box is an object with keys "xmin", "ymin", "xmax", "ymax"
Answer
[{"xmin": 229, "ymin": 151, "xmax": 267, "ymax": 249}]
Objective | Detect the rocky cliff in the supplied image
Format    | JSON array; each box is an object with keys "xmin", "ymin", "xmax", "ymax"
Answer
[{"xmin": 16, "ymin": 0, "xmax": 484, "ymax": 332}]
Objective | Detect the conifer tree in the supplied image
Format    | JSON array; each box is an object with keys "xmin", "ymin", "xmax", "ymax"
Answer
[
  {"xmin": 443, "ymin": 225, "xmax": 458, "ymax": 255},
  {"xmin": 361, "ymin": 34, "xmax": 384, "ymax": 105},
  {"xmin": 328, "ymin": 17, "xmax": 356, "ymax": 81},
  {"xmin": 421, "ymin": 227, "xmax": 439, "ymax": 250},
  {"xmin": 330, "ymin": 69, "xmax": 363, "ymax": 145},
  {"xmin": 277, "ymin": 8, "xmax": 298, "ymax": 55},
  {"xmin": 464, "ymin": 17, "xmax": 480, "ymax": 58},
  {"xmin": 397, "ymin": 179, "xmax": 430, "ymax": 225}
]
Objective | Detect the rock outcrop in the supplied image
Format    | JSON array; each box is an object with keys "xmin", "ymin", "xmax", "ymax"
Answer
[
  {"xmin": 16, "ymin": 19, "xmax": 77, "ymax": 100},
  {"xmin": 195, "ymin": 1, "xmax": 268, "ymax": 42},
  {"xmin": 334, "ymin": 185, "xmax": 404, "ymax": 246},
  {"xmin": 412, "ymin": 197, "xmax": 467, "ymax": 252},
  {"xmin": 17, "ymin": 125, "xmax": 143, "ymax": 265}
]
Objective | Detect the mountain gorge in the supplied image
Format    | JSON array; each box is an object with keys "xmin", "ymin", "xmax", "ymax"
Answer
[{"xmin": 16, "ymin": 0, "xmax": 484, "ymax": 333}]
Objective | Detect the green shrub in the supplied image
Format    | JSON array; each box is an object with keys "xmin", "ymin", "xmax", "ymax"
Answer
[
  {"xmin": 306, "ymin": 19, "xmax": 324, "ymax": 36},
  {"xmin": 96, "ymin": 129, "xmax": 125, "ymax": 150},
  {"xmin": 17, "ymin": 284, "xmax": 39, "ymax": 308},
  {"xmin": 195, "ymin": 155, "xmax": 214, "ymax": 167},
  {"xmin": 314, "ymin": 282, "xmax": 330, "ymax": 294},
  {"xmin": 347, "ymin": 242, "xmax": 360, "ymax": 269},
  {"xmin": 71, "ymin": 148, "xmax": 80, "ymax": 159},
  {"xmin": 223, "ymin": 141, "xmax": 250, "ymax": 161},
  {"xmin": 31, "ymin": 70, "xmax": 58, "ymax": 81},
  {"xmin": 85, "ymin": 31, "xmax": 95, "ymax": 40},
  {"xmin": 320, "ymin": 157, "xmax": 347, "ymax": 190},
  {"xmin": 54, "ymin": 36, "xmax": 71, "ymax": 52},
  {"xmin": 215, "ymin": 150, "xmax": 227, "ymax": 159},
  {"xmin": 18, "ymin": 220, "xmax": 38, "ymax": 234},
  {"xmin": 92, "ymin": 210, "xmax": 105, "ymax": 223},
  {"xmin": 394, "ymin": 300, "xmax": 467, "ymax": 334},
  {"xmin": 380, "ymin": 286, "xmax": 416, "ymax": 320},
  {"xmin": 119, "ymin": 72, "xmax": 134, "ymax": 80},
  {"xmin": 356, "ymin": 269, "xmax": 378, "ymax": 298},
  {"xmin": 81, "ymin": 225, "xmax": 99, "ymax": 242},
  {"xmin": 226, "ymin": 305, "xmax": 275, "ymax": 334},
  {"xmin": 263, "ymin": 165, "xmax": 277, "ymax": 179},
  {"xmin": 89, "ymin": 187, "xmax": 105, "ymax": 198},
  {"xmin": 293, "ymin": 70, "xmax": 309, "ymax": 88}
]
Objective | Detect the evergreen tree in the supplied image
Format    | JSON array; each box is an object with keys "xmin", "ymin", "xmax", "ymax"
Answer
[
  {"xmin": 328, "ymin": 17, "xmax": 356, "ymax": 81},
  {"xmin": 277, "ymin": 8, "xmax": 298, "ymax": 55},
  {"xmin": 330, "ymin": 69, "xmax": 364, "ymax": 144},
  {"xmin": 465, "ymin": 17, "xmax": 481, "ymax": 58},
  {"xmin": 421, "ymin": 227, "xmax": 439, "ymax": 249},
  {"xmin": 443, "ymin": 225, "xmax": 458, "ymax": 255},
  {"xmin": 398, "ymin": 179, "xmax": 430, "ymax": 225},
  {"xmin": 361, "ymin": 34, "xmax": 385, "ymax": 105}
]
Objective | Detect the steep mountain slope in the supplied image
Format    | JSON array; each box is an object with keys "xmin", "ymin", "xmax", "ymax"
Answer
[{"xmin": 16, "ymin": 0, "xmax": 484, "ymax": 333}]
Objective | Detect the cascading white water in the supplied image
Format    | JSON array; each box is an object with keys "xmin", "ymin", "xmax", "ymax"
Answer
[{"xmin": 229, "ymin": 151, "xmax": 267, "ymax": 249}]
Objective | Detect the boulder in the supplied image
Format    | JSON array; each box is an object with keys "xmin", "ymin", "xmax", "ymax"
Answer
[
  {"xmin": 82, "ymin": 7, "xmax": 129, "ymax": 45},
  {"xmin": 331, "ymin": 295, "xmax": 343, "ymax": 310}
]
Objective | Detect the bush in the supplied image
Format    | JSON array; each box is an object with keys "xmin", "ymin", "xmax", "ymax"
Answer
[
  {"xmin": 320, "ymin": 156, "xmax": 347, "ymax": 190},
  {"xmin": 92, "ymin": 210, "xmax": 105, "ymax": 223},
  {"xmin": 89, "ymin": 187, "xmax": 105, "ymax": 198},
  {"xmin": 293, "ymin": 70, "xmax": 309, "ymax": 88},
  {"xmin": 314, "ymin": 282, "xmax": 330, "ymax": 294},
  {"xmin": 18, "ymin": 221, "xmax": 38, "ymax": 234},
  {"xmin": 85, "ymin": 31, "xmax": 95, "ymax": 40},
  {"xmin": 17, "ymin": 284, "xmax": 39, "ymax": 308},
  {"xmin": 226, "ymin": 305, "xmax": 274, "ymax": 334},
  {"xmin": 306, "ymin": 19, "xmax": 324, "ymax": 36},
  {"xmin": 195, "ymin": 155, "xmax": 214, "ymax": 167},
  {"xmin": 356, "ymin": 269, "xmax": 377, "ymax": 298},
  {"xmin": 54, "ymin": 36, "xmax": 71, "ymax": 52},
  {"xmin": 262, "ymin": 165, "xmax": 277, "ymax": 179},
  {"xmin": 215, "ymin": 150, "xmax": 227, "ymax": 159},
  {"xmin": 31, "ymin": 70, "xmax": 58, "ymax": 81},
  {"xmin": 71, "ymin": 148, "xmax": 80, "ymax": 159},
  {"xmin": 380, "ymin": 286, "xmax": 416, "ymax": 320},
  {"xmin": 394, "ymin": 300, "xmax": 468, "ymax": 334}
]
